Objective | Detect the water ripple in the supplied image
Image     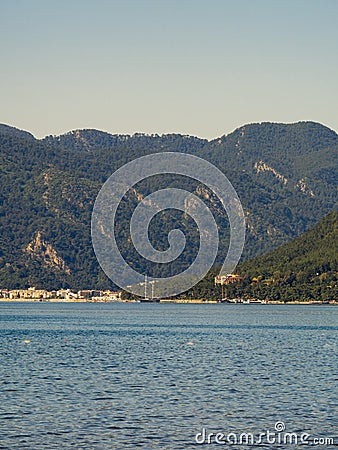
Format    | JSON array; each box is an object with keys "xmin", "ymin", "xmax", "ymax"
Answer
[{"xmin": 0, "ymin": 303, "xmax": 337, "ymax": 449}]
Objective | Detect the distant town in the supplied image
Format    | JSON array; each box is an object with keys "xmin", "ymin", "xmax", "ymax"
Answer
[
  {"xmin": 0, "ymin": 285, "xmax": 336, "ymax": 305},
  {"xmin": 0, "ymin": 275, "xmax": 243, "ymax": 303},
  {"xmin": 0, "ymin": 287, "xmax": 122, "ymax": 302}
]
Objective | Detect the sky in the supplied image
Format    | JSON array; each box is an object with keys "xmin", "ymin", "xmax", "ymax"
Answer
[{"xmin": 1, "ymin": 0, "xmax": 338, "ymax": 139}]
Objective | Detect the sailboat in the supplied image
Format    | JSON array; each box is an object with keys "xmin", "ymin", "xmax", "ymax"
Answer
[{"xmin": 140, "ymin": 275, "xmax": 160, "ymax": 303}]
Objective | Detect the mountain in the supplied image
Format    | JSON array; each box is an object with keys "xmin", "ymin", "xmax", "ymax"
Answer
[
  {"xmin": 0, "ymin": 124, "xmax": 35, "ymax": 141},
  {"xmin": 184, "ymin": 211, "xmax": 337, "ymax": 302},
  {"xmin": 223, "ymin": 211, "xmax": 338, "ymax": 301},
  {"xmin": 42, "ymin": 129, "xmax": 208, "ymax": 153},
  {"xmin": 0, "ymin": 121, "xmax": 337, "ymax": 290}
]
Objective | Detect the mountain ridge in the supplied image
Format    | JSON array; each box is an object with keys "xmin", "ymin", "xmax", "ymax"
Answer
[
  {"xmin": 3, "ymin": 119, "xmax": 337, "ymax": 146},
  {"xmin": 186, "ymin": 211, "xmax": 337, "ymax": 302},
  {"xmin": 228, "ymin": 210, "xmax": 338, "ymax": 301},
  {"xmin": 0, "ymin": 120, "xmax": 337, "ymax": 290}
]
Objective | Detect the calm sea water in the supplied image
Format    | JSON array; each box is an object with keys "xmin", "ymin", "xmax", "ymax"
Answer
[{"xmin": 0, "ymin": 302, "xmax": 337, "ymax": 449}]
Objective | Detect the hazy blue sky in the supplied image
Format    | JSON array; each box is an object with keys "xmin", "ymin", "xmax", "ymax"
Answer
[{"xmin": 1, "ymin": 0, "xmax": 337, "ymax": 139}]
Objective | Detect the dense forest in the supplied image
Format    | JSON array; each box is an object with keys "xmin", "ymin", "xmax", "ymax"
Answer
[
  {"xmin": 0, "ymin": 121, "xmax": 337, "ymax": 294},
  {"xmin": 182, "ymin": 211, "xmax": 337, "ymax": 302}
]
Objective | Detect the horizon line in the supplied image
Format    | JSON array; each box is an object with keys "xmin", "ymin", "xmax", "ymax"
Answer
[{"xmin": 1, "ymin": 119, "xmax": 337, "ymax": 143}]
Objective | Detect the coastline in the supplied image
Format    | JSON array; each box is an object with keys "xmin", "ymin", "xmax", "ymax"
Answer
[{"xmin": 0, "ymin": 298, "xmax": 337, "ymax": 305}]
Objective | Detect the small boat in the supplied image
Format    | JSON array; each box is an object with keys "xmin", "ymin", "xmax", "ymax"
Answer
[{"xmin": 140, "ymin": 297, "xmax": 160, "ymax": 303}]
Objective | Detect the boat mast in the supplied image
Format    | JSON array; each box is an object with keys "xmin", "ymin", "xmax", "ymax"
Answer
[{"xmin": 144, "ymin": 274, "xmax": 148, "ymax": 299}]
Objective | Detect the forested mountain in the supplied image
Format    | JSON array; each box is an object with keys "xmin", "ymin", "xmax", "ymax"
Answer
[
  {"xmin": 0, "ymin": 121, "xmax": 337, "ymax": 290},
  {"xmin": 0, "ymin": 124, "xmax": 35, "ymax": 141},
  {"xmin": 239, "ymin": 209, "xmax": 337, "ymax": 273},
  {"xmin": 211, "ymin": 211, "xmax": 337, "ymax": 302},
  {"xmin": 181, "ymin": 211, "xmax": 337, "ymax": 301}
]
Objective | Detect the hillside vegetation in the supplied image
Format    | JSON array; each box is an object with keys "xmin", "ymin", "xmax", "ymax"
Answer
[
  {"xmin": 0, "ymin": 121, "xmax": 337, "ymax": 290},
  {"xmin": 227, "ymin": 211, "xmax": 337, "ymax": 301},
  {"xmin": 186, "ymin": 212, "xmax": 337, "ymax": 302}
]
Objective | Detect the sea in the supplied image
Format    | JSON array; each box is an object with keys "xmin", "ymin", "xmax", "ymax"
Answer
[{"xmin": 0, "ymin": 302, "xmax": 337, "ymax": 449}]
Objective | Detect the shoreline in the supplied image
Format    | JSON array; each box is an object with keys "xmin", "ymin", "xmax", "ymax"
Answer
[{"xmin": 0, "ymin": 299, "xmax": 337, "ymax": 305}]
